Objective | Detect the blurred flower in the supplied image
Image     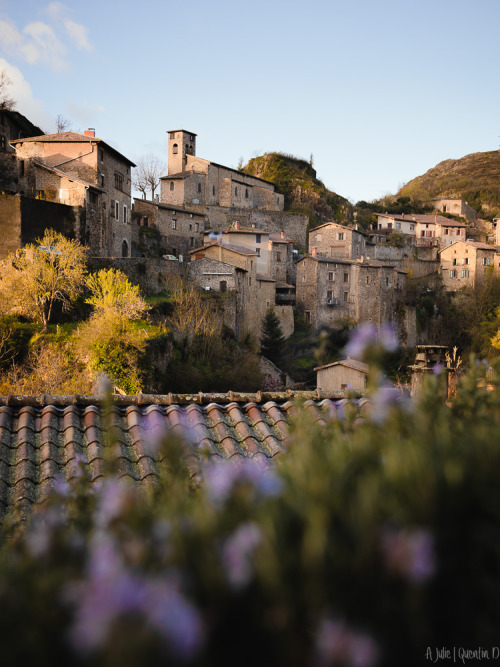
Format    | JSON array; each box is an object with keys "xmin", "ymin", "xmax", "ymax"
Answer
[
  {"xmin": 140, "ymin": 408, "xmax": 167, "ymax": 456},
  {"xmin": 146, "ymin": 578, "xmax": 204, "ymax": 658},
  {"xmin": 433, "ymin": 363, "xmax": 444, "ymax": 375},
  {"xmin": 222, "ymin": 522, "xmax": 262, "ymax": 589},
  {"xmin": 344, "ymin": 322, "xmax": 398, "ymax": 360},
  {"xmin": 205, "ymin": 459, "xmax": 283, "ymax": 505},
  {"xmin": 381, "ymin": 526, "xmax": 435, "ymax": 583},
  {"xmin": 315, "ymin": 617, "xmax": 378, "ymax": 667},
  {"xmin": 94, "ymin": 478, "xmax": 131, "ymax": 529},
  {"xmin": 53, "ymin": 476, "xmax": 72, "ymax": 497},
  {"xmin": 25, "ymin": 516, "xmax": 52, "ymax": 558},
  {"xmin": 370, "ymin": 384, "xmax": 405, "ymax": 424}
]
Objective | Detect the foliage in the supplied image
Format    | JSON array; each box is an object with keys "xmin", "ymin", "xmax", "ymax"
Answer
[
  {"xmin": 0, "ymin": 69, "xmax": 15, "ymax": 110},
  {"xmin": 385, "ymin": 231, "xmax": 405, "ymax": 248},
  {"xmin": 260, "ymin": 307, "xmax": 285, "ymax": 365},
  {"xmin": 0, "ymin": 229, "xmax": 87, "ymax": 332},
  {"xmin": 2, "ymin": 359, "xmax": 500, "ymax": 664},
  {"xmin": 86, "ymin": 268, "xmax": 149, "ymax": 321},
  {"xmin": 133, "ymin": 154, "xmax": 166, "ymax": 200}
]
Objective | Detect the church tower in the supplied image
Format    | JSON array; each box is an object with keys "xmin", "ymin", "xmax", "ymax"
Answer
[{"xmin": 167, "ymin": 129, "xmax": 197, "ymax": 175}]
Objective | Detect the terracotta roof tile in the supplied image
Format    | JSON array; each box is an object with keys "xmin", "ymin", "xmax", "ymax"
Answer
[{"xmin": 0, "ymin": 392, "xmax": 366, "ymax": 519}]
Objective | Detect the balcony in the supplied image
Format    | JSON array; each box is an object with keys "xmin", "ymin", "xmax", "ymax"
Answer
[{"xmin": 326, "ymin": 297, "xmax": 340, "ymax": 306}]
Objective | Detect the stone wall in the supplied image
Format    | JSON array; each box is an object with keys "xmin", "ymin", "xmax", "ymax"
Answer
[
  {"xmin": 191, "ymin": 204, "xmax": 308, "ymax": 250},
  {"xmin": 0, "ymin": 193, "xmax": 21, "ymax": 259},
  {"xmin": 87, "ymin": 257, "xmax": 186, "ymax": 294},
  {"xmin": 187, "ymin": 257, "xmax": 240, "ymax": 292}
]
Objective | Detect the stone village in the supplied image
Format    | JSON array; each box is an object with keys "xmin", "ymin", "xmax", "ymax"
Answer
[{"xmin": 2, "ymin": 110, "xmax": 499, "ymax": 390}]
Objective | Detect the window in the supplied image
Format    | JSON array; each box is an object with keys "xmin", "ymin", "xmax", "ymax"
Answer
[
  {"xmin": 327, "ymin": 290, "xmax": 333, "ymax": 301},
  {"xmin": 249, "ymin": 276, "xmax": 252, "ymax": 286},
  {"xmin": 305, "ymin": 311, "xmax": 311, "ymax": 324},
  {"xmin": 198, "ymin": 183, "xmax": 201, "ymax": 193},
  {"xmin": 190, "ymin": 134, "xmax": 194, "ymax": 141},
  {"xmin": 256, "ymin": 234, "xmax": 261, "ymax": 243},
  {"xmin": 172, "ymin": 143, "xmax": 178, "ymax": 154},
  {"xmin": 123, "ymin": 205, "xmax": 127, "ymax": 224},
  {"xmin": 189, "ymin": 224, "xmax": 192, "ymax": 231},
  {"xmin": 115, "ymin": 201, "xmax": 119, "ymax": 220},
  {"xmin": 410, "ymin": 224, "xmax": 415, "ymax": 231},
  {"xmin": 387, "ymin": 224, "xmax": 392, "ymax": 230},
  {"xmin": 115, "ymin": 173, "xmax": 124, "ymax": 191},
  {"xmin": 421, "ymin": 231, "xmax": 425, "ymax": 237},
  {"xmin": 343, "ymin": 291, "xmax": 348, "ymax": 302},
  {"xmin": 396, "ymin": 222, "xmax": 401, "ymax": 230},
  {"xmin": 452, "ymin": 258, "xmax": 457, "ymax": 265},
  {"xmin": 101, "ymin": 174, "xmax": 105, "ymax": 188},
  {"xmin": 220, "ymin": 280, "xmax": 227, "ymax": 293},
  {"xmin": 328, "ymin": 271, "xmax": 334, "ymax": 281},
  {"xmin": 212, "ymin": 186, "xmax": 216, "ymax": 196},
  {"xmin": 195, "ymin": 223, "xmax": 199, "ymax": 232},
  {"xmin": 450, "ymin": 270, "xmax": 457, "ymax": 278},
  {"xmin": 276, "ymin": 252, "xmax": 281, "ymax": 262},
  {"xmin": 235, "ymin": 187, "xmax": 238, "ymax": 196},
  {"xmin": 366, "ymin": 276, "xmax": 369, "ymax": 284},
  {"xmin": 170, "ymin": 132, "xmax": 176, "ymax": 140},
  {"xmin": 386, "ymin": 277, "xmax": 389, "ymax": 287},
  {"xmin": 445, "ymin": 228, "xmax": 449, "ymax": 235},
  {"xmin": 462, "ymin": 269, "xmax": 470, "ymax": 278},
  {"xmin": 256, "ymin": 248, "xmax": 261, "ymax": 257},
  {"xmin": 465, "ymin": 257, "xmax": 469, "ymax": 265},
  {"xmin": 170, "ymin": 181, "xmax": 174, "ymax": 191},
  {"xmin": 172, "ymin": 219, "xmax": 176, "ymax": 230},
  {"xmin": 143, "ymin": 216, "xmax": 149, "ymax": 227},
  {"xmin": 343, "ymin": 272, "xmax": 349, "ymax": 283},
  {"xmin": 338, "ymin": 232, "xmax": 345, "ymax": 240},
  {"xmin": 190, "ymin": 237, "xmax": 194, "ymax": 247},
  {"xmin": 245, "ymin": 189, "xmax": 249, "ymax": 198},
  {"xmin": 89, "ymin": 191, "xmax": 98, "ymax": 206}
]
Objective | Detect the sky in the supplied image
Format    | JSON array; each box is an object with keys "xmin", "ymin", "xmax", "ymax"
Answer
[{"xmin": 0, "ymin": 0, "xmax": 499, "ymax": 204}]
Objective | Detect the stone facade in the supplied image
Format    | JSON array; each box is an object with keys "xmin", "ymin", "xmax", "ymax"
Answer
[
  {"xmin": 315, "ymin": 359, "xmax": 369, "ymax": 392},
  {"xmin": 431, "ymin": 198, "xmax": 477, "ymax": 223},
  {"xmin": 439, "ymin": 240, "xmax": 499, "ymax": 291},
  {"xmin": 268, "ymin": 233, "xmax": 294, "ymax": 284},
  {"xmin": 133, "ymin": 199, "xmax": 207, "ymax": 259},
  {"xmin": 296, "ymin": 256, "xmax": 407, "ymax": 331},
  {"xmin": 11, "ymin": 130, "xmax": 135, "ymax": 257},
  {"xmin": 0, "ymin": 193, "xmax": 83, "ymax": 259},
  {"xmin": 163, "ymin": 129, "xmax": 284, "ymax": 212},
  {"xmin": 87, "ymin": 256, "xmax": 186, "ymax": 295},
  {"xmin": 376, "ymin": 213, "xmax": 467, "ymax": 249},
  {"xmin": 309, "ymin": 222, "xmax": 368, "ymax": 260}
]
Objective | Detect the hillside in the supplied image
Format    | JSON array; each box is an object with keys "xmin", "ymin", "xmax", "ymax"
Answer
[
  {"xmin": 241, "ymin": 152, "xmax": 351, "ymax": 228},
  {"xmin": 397, "ymin": 150, "xmax": 500, "ymax": 219}
]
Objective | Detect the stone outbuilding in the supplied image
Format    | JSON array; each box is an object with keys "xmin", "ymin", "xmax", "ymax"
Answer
[
  {"xmin": 439, "ymin": 240, "xmax": 499, "ymax": 291},
  {"xmin": 309, "ymin": 222, "xmax": 368, "ymax": 260},
  {"xmin": 315, "ymin": 358, "xmax": 369, "ymax": 392}
]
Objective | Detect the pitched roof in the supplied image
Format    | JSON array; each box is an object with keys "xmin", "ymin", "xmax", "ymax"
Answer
[
  {"xmin": 10, "ymin": 131, "xmax": 136, "ymax": 167},
  {"xmin": 189, "ymin": 241, "xmax": 257, "ymax": 256},
  {"xmin": 269, "ymin": 233, "xmax": 293, "ymax": 243},
  {"xmin": 0, "ymin": 392, "xmax": 365, "ymax": 518},
  {"xmin": 439, "ymin": 240, "xmax": 497, "ymax": 254},
  {"xmin": 377, "ymin": 213, "xmax": 466, "ymax": 227},
  {"xmin": 314, "ymin": 359, "xmax": 369, "ymax": 373}
]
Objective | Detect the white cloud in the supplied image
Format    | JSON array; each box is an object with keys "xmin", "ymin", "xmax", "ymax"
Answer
[
  {"xmin": 67, "ymin": 100, "xmax": 105, "ymax": 126},
  {"xmin": 0, "ymin": 19, "xmax": 67, "ymax": 69},
  {"xmin": 63, "ymin": 19, "xmax": 91, "ymax": 51},
  {"xmin": 0, "ymin": 58, "xmax": 53, "ymax": 131}
]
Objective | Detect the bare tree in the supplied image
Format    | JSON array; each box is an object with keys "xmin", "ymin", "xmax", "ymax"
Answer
[
  {"xmin": 55, "ymin": 114, "xmax": 71, "ymax": 132},
  {"xmin": 133, "ymin": 154, "xmax": 166, "ymax": 200},
  {"xmin": 0, "ymin": 70, "xmax": 15, "ymax": 111}
]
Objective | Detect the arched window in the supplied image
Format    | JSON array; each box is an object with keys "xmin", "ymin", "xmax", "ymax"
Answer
[
  {"xmin": 170, "ymin": 181, "xmax": 174, "ymax": 191},
  {"xmin": 172, "ymin": 143, "xmax": 178, "ymax": 154},
  {"xmin": 121, "ymin": 240, "xmax": 129, "ymax": 257}
]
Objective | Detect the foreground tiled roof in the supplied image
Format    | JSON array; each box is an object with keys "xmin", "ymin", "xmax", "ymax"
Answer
[{"xmin": 0, "ymin": 392, "xmax": 363, "ymax": 519}]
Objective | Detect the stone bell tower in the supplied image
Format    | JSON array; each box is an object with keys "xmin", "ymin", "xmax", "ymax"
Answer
[{"xmin": 167, "ymin": 129, "xmax": 197, "ymax": 175}]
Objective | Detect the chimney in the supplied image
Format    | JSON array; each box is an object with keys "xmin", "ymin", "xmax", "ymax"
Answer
[
  {"xmin": 84, "ymin": 128, "xmax": 95, "ymax": 137},
  {"xmin": 311, "ymin": 247, "xmax": 317, "ymax": 257},
  {"xmin": 281, "ymin": 230, "xmax": 284, "ymax": 239},
  {"xmin": 234, "ymin": 221, "xmax": 240, "ymax": 230}
]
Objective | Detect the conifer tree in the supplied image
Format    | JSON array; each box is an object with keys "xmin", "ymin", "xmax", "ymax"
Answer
[{"xmin": 260, "ymin": 307, "xmax": 285, "ymax": 365}]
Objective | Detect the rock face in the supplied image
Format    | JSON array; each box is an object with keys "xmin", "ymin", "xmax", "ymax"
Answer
[
  {"xmin": 398, "ymin": 150, "xmax": 500, "ymax": 219},
  {"xmin": 241, "ymin": 152, "xmax": 351, "ymax": 227}
]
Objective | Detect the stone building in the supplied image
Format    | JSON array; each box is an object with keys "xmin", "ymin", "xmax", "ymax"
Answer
[
  {"xmin": 309, "ymin": 222, "xmax": 368, "ymax": 260},
  {"xmin": 439, "ymin": 240, "xmax": 499, "ymax": 291},
  {"xmin": 430, "ymin": 198, "xmax": 477, "ymax": 223},
  {"xmin": 133, "ymin": 198, "xmax": 207, "ymax": 259},
  {"xmin": 268, "ymin": 232, "xmax": 294, "ymax": 284},
  {"xmin": 296, "ymin": 254, "xmax": 407, "ymax": 330},
  {"xmin": 11, "ymin": 129, "xmax": 135, "ymax": 257},
  {"xmin": 376, "ymin": 213, "xmax": 467, "ymax": 248},
  {"xmin": 0, "ymin": 109, "xmax": 43, "ymax": 154},
  {"xmin": 161, "ymin": 130, "xmax": 284, "ymax": 211},
  {"xmin": 158, "ymin": 129, "xmax": 308, "ymax": 250},
  {"xmin": 188, "ymin": 240, "xmax": 293, "ymax": 341},
  {"xmin": 315, "ymin": 358, "xmax": 369, "ymax": 392}
]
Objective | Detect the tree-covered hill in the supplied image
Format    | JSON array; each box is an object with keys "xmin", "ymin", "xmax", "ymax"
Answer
[
  {"xmin": 241, "ymin": 152, "xmax": 351, "ymax": 228},
  {"xmin": 397, "ymin": 150, "xmax": 500, "ymax": 219}
]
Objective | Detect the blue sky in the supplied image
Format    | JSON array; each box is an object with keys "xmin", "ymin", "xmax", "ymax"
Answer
[{"xmin": 0, "ymin": 0, "xmax": 498, "ymax": 204}]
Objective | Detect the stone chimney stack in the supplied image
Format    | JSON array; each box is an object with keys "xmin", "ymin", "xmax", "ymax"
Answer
[
  {"xmin": 311, "ymin": 247, "xmax": 317, "ymax": 257},
  {"xmin": 84, "ymin": 128, "xmax": 95, "ymax": 137}
]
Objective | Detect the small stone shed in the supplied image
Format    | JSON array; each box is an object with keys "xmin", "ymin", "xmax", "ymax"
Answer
[{"xmin": 315, "ymin": 358, "xmax": 369, "ymax": 392}]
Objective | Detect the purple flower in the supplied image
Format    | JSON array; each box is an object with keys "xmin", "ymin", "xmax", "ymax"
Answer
[
  {"xmin": 222, "ymin": 522, "xmax": 263, "ymax": 589},
  {"xmin": 370, "ymin": 385, "xmax": 404, "ymax": 424},
  {"xmin": 344, "ymin": 322, "xmax": 399, "ymax": 360},
  {"xmin": 381, "ymin": 527, "xmax": 435, "ymax": 583},
  {"xmin": 204, "ymin": 459, "xmax": 283, "ymax": 505},
  {"xmin": 315, "ymin": 617, "xmax": 378, "ymax": 667},
  {"xmin": 94, "ymin": 478, "xmax": 131, "ymax": 528},
  {"xmin": 146, "ymin": 578, "xmax": 204, "ymax": 659},
  {"xmin": 344, "ymin": 322, "xmax": 377, "ymax": 359},
  {"xmin": 433, "ymin": 363, "xmax": 444, "ymax": 375}
]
